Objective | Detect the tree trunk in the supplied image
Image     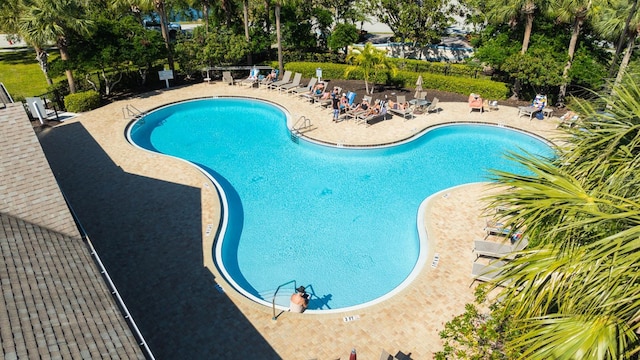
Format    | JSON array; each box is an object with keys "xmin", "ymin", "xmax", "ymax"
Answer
[
  {"xmin": 155, "ymin": 0, "xmax": 175, "ymax": 71},
  {"xmin": 613, "ymin": 31, "xmax": 637, "ymax": 89},
  {"xmin": 608, "ymin": 0, "xmax": 638, "ymax": 78},
  {"xmin": 202, "ymin": 1, "xmax": 210, "ymax": 34},
  {"xmin": 521, "ymin": 12, "xmax": 534, "ymax": 54},
  {"xmin": 34, "ymin": 46, "xmax": 52, "ymax": 86},
  {"xmin": 558, "ymin": 17, "xmax": 583, "ymax": 106},
  {"xmin": 243, "ymin": 0, "xmax": 252, "ymax": 65},
  {"xmin": 264, "ymin": 0, "xmax": 271, "ymax": 34},
  {"xmin": 57, "ymin": 41, "xmax": 76, "ymax": 93},
  {"xmin": 276, "ymin": 3, "xmax": 283, "ymax": 76}
]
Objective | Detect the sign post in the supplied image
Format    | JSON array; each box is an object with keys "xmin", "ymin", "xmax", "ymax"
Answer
[{"xmin": 158, "ymin": 70, "xmax": 174, "ymax": 89}]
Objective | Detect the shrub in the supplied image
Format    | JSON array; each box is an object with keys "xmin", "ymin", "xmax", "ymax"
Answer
[
  {"xmin": 284, "ymin": 61, "xmax": 510, "ymax": 99},
  {"xmin": 64, "ymin": 90, "xmax": 101, "ymax": 112}
]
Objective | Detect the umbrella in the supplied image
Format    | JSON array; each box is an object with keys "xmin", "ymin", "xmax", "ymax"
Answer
[
  {"xmin": 349, "ymin": 348, "xmax": 357, "ymax": 360},
  {"xmin": 414, "ymin": 75, "xmax": 423, "ymax": 98}
]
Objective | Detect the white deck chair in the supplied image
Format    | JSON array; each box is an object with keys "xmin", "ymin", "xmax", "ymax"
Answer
[
  {"xmin": 388, "ymin": 95, "xmax": 414, "ymax": 120},
  {"xmin": 293, "ymin": 77, "xmax": 317, "ymax": 97},
  {"xmin": 277, "ymin": 72, "xmax": 302, "ymax": 93},
  {"xmin": 425, "ymin": 97, "xmax": 440, "ymax": 114},
  {"xmin": 222, "ymin": 71, "xmax": 234, "ymax": 85},
  {"xmin": 471, "ymin": 260, "xmax": 507, "ymax": 284},
  {"xmin": 473, "ymin": 238, "xmax": 528, "ymax": 260}
]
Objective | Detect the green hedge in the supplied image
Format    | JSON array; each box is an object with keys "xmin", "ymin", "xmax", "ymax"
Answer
[
  {"xmin": 64, "ymin": 90, "xmax": 101, "ymax": 113},
  {"xmin": 284, "ymin": 61, "xmax": 510, "ymax": 99}
]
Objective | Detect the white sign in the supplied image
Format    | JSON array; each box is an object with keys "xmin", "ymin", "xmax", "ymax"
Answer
[
  {"xmin": 158, "ymin": 70, "xmax": 174, "ymax": 80},
  {"xmin": 158, "ymin": 70, "xmax": 174, "ymax": 88}
]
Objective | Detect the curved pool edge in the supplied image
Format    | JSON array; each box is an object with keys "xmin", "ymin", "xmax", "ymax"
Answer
[{"xmin": 124, "ymin": 96, "xmax": 556, "ymax": 314}]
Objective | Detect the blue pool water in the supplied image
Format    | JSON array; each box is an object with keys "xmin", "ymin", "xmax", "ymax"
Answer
[{"xmin": 128, "ymin": 98, "xmax": 553, "ymax": 311}]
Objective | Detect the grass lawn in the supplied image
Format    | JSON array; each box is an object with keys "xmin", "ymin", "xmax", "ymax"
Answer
[{"xmin": 0, "ymin": 50, "xmax": 57, "ymax": 100}]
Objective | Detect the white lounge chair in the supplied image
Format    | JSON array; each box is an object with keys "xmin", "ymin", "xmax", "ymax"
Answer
[
  {"xmin": 471, "ymin": 260, "xmax": 507, "ymax": 283},
  {"xmin": 222, "ymin": 71, "xmax": 234, "ymax": 85},
  {"xmin": 388, "ymin": 95, "xmax": 414, "ymax": 120},
  {"xmin": 292, "ymin": 77, "xmax": 317, "ymax": 96},
  {"xmin": 473, "ymin": 238, "xmax": 528, "ymax": 260},
  {"xmin": 425, "ymin": 97, "xmax": 440, "ymax": 114},
  {"xmin": 278, "ymin": 72, "xmax": 302, "ymax": 93}
]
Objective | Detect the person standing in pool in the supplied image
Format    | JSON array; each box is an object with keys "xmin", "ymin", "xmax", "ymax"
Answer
[{"xmin": 290, "ymin": 286, "xmax": 309, "ymax": 313}]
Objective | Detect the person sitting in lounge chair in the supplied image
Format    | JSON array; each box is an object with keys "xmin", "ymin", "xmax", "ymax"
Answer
[
  {"xmin": 388, "ymin": 99, "xmax": 409, "ymax": 110},
  {"xmin": 310, "ymin": 82, "xmax": 325, "ymax": 96},
  {"xmin": 265, "ymin": 69, "xmax": 277, "ymax": 82},
  {"xmin": 339, "ymin": 93, "xmax": 349, "ymax": 111},
  {"xmin": 363, "ymin": 100, "xmax": 381, "ymax": 117}
]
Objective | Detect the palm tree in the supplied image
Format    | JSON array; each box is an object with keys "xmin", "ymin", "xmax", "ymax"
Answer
[
  {"xmin": 552, "ymin": 0, "xmax": 597, "ymax": 106},
  {"xmin": 485, "ymin": 0, "xmax": 547, "ymax": 99},
  {"xmin": 19, "ymin": 0, "xmax": 93, "ymax": 93},
  {"xmin": 484, "ymin": 75, "xmax": 640, "ymax": 358},
  {"xmin": 594, "ymin": 0, "xmax": 640, "ymax": 88},
  {"xmin": 345, "ymin": 42, "xmax": 396, "ymax": 94}
]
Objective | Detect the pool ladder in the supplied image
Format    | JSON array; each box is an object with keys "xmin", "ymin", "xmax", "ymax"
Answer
[{"xmin": 291, "ymin": 116, "xmax": 312, "ymax": 143}]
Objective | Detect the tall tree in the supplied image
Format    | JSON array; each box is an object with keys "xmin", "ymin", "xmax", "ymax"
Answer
[
  {"xmin": 367, "ymin": 0, "xmax": 454, "ymax": 46},
  {"xmin": 243, "ymin": 0, "xmax": 251, "ymax": 64},
  {"xmin": 112, "ymin": 0, "xmax": 175, "ymax": 70},
  {"xmin": 19, "ymin": 0, "xmax": 93, "ymax": 93},
  {"xmin": 484, "ymin": 0, "xmax": 548, "ymax": 99},
  {"xmin": 552, "ymin": 0, "xmax": 597, "ymax": 106},
  {"xmin": 594, "ymin": 0, "xmax": 640, "ymax": 88},
  {"xmin": 273, "ymin": 0, "xmax": 297, "ymax": 76}
]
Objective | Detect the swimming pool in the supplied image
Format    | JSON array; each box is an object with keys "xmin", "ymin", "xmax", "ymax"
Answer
[{"xmin": 128, "ymin": 97, "xmax": 553, "ymax": 312}]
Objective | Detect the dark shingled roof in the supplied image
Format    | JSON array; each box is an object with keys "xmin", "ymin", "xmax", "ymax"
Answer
[{"xmin": 0, "ymin": 103, "xmax": 144, "ymax": 359}]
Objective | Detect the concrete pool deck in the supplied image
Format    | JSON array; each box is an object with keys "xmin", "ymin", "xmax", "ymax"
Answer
[{"xmin": 37, "ymin": 82, "xmax": 562, "ymax": 359}]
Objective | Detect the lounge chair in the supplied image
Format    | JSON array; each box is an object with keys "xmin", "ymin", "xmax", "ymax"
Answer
[
  {"xmin": 222, "ymin": 71, "xmax": 234, "ymax": 85},
  {"xmin": 425, "ymin": 97, "xmax": 440, "ymax": 114},
  {"xmin": 236, "ymin": 68, "xmax": 260, "ymax": 87},
  {"xmin": 267, "ymin": 70, "xmax": 292, "ymax": 90},
  {"xmin": 292, "ymin": 77, "xmax": 317, "ymax": 97},
  {"xmin": 356, "ymin": 100, "xmax": 388, "ymax": 126},
  {"xmin": 278, "ymin": 72, "xmax": 302, "ymax": 93},
  {"xmin": 342, "ymin": 95, "xmax": 372, "ymax": 121},
  {"xmin": 484, "ymin": 99, "xmax": 499, "ymax": 112},
  {"xmin": 471, "ymin": 260, "xmax": 507, "ymax": 283},
  {"xmin": 317, "ymin": 86, "xmax": 341, "ymax": 108},
  {"xmin": 258, "ymin": 69, "xmax": 278, "ymax": 89},
  {"xmin": 468, "ymin": 93, "xmax": 483, "ymax": 113},
  {"xmin": 518, "ymin": 94, "xmax": 547, "ymax": 120},
  {"xmin": 388, "ymin": 95, "xmax": 414, "ymax": 120},
  {"xmin": 473, "ymin": 238, "xmax": 528, "ymax": 260}
]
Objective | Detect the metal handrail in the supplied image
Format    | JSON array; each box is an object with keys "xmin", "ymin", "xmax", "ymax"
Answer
[
  {"xmin": 123, "ymin": 104, "xmax": 145, "ymax": 119},
  {"xmin": 272, "ymin": 280, "xmax": 296, "ymax": 320},
  {"xmin": 292, "ymin": 116, "xmax": 311, "ymax": 134}
]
